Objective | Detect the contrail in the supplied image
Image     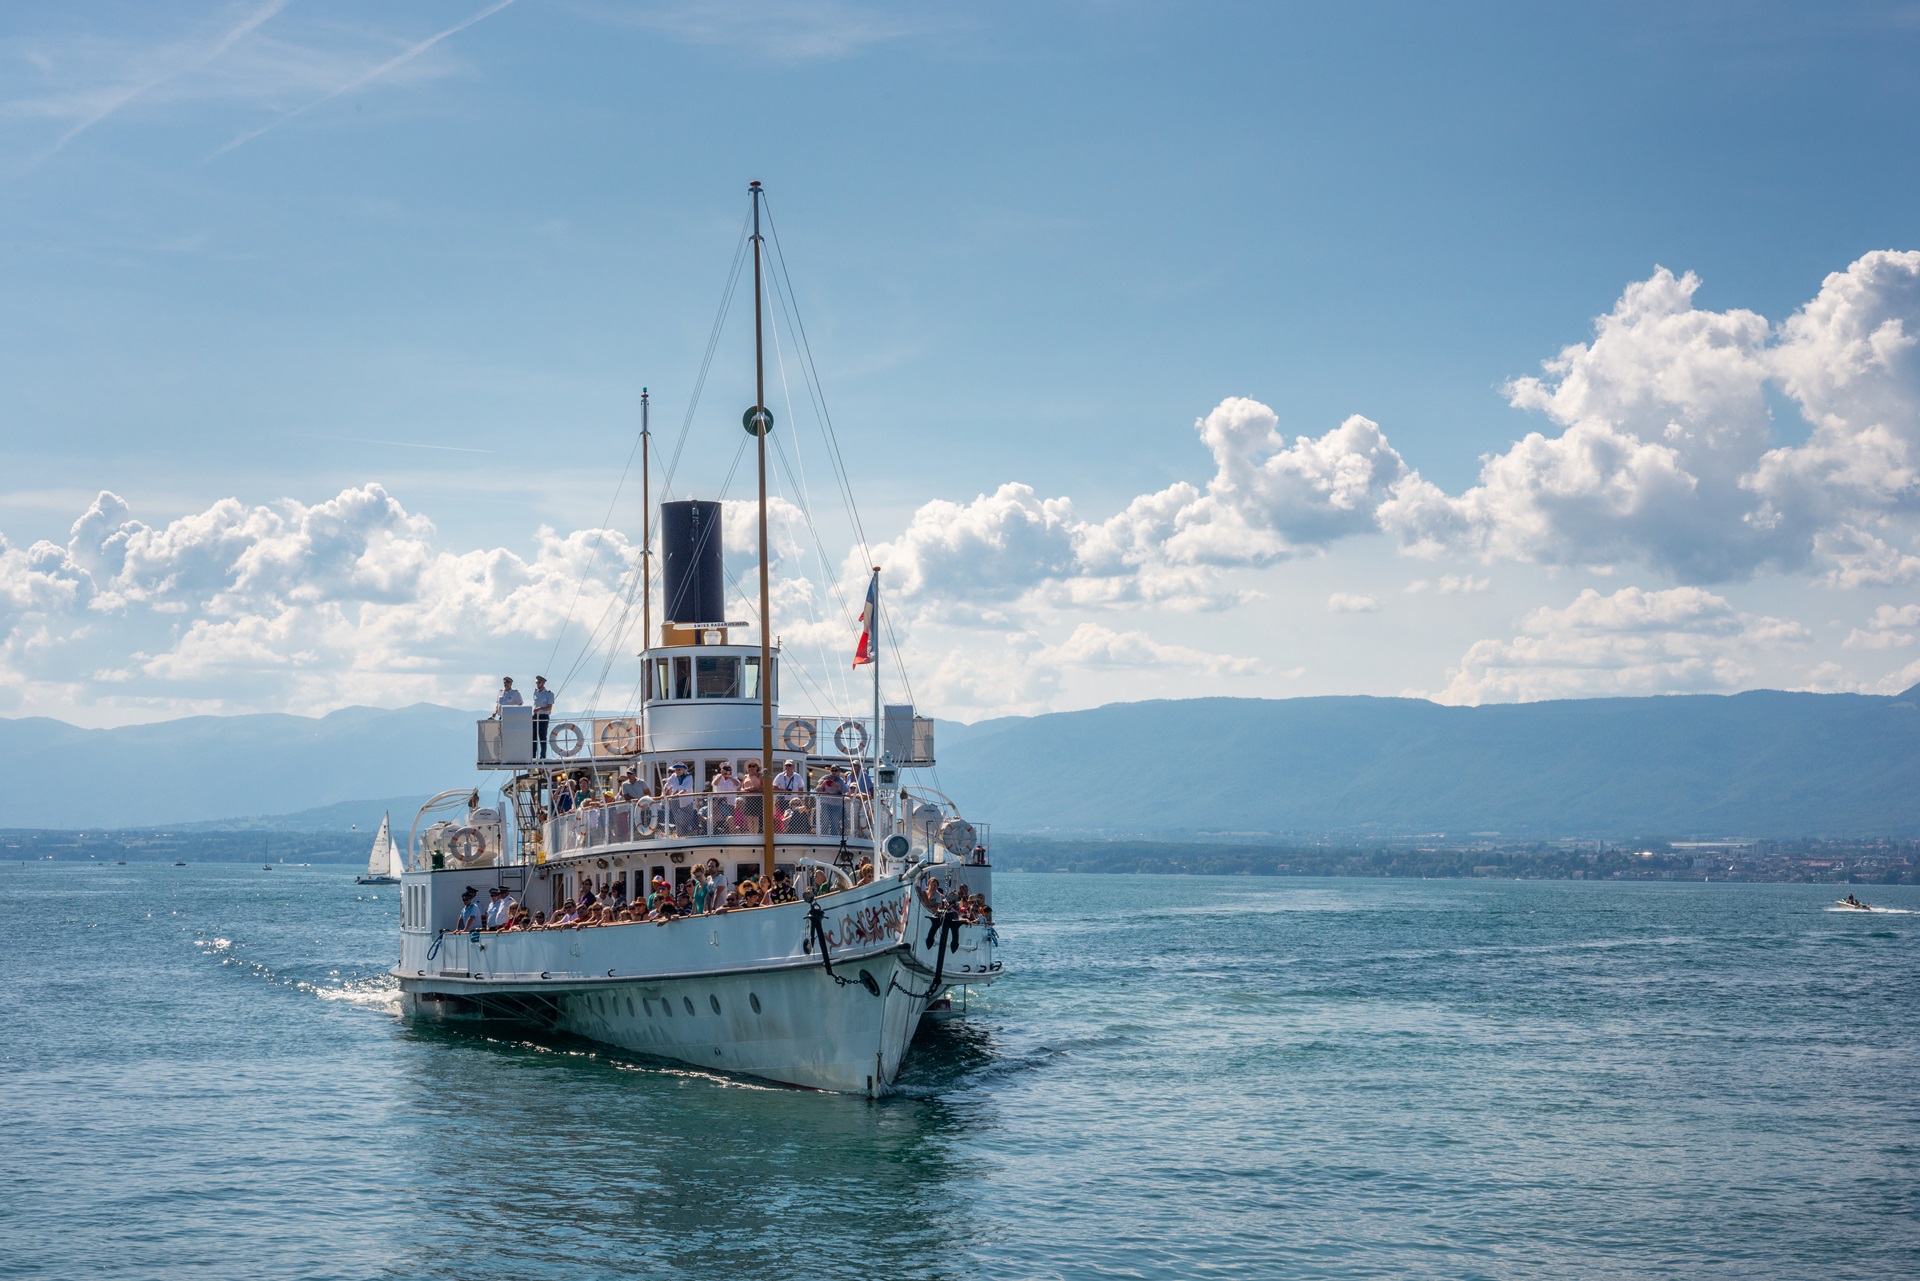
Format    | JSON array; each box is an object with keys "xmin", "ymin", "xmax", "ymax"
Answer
[
  {"xmin": 32, "ymin": 0, "xmax": 292, "ymax": 165},
  {"xmin": 210, "ymin": 0, "xmax": 517, "ymax": 159}
]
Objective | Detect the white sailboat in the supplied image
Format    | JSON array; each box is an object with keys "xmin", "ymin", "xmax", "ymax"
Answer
[
  {"xmin": 356, "ymin": 813, "xmax": 403, "ymax": 885},
  {"xmin": 391, "ymin": 182, "xmax": 1000, "ymax": 1095}
]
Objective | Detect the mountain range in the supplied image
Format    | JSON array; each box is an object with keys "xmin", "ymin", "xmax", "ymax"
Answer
[{"xmin": 7, "ymin": 686, "xmax": 1919, "ymax": 837}]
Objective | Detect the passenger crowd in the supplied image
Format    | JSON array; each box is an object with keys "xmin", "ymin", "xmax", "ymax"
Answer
[
  {"xmin": 537, "ymin": 760, "xmax": 866, "ymax": 839},
  {"xmin": 451, "ymin": 856, "xmax": 880, "ymax": 933},
  {"xmin": 917, "ymin": 875, "xmax": 994, "ymax": 926}
]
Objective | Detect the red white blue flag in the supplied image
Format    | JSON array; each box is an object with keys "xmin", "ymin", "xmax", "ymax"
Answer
[{"xmin": 852, "ymin": 569, "xmax": 878, "ymax": 667}]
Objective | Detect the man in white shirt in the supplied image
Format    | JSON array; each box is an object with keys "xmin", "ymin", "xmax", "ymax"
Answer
[
  {"xmin": 709, "ymin": 762, "xmax": 741, "ymax": 833},
  {"xmin": 486, "ymin": 886, "xmax": 516, "ymax": 929},
  {"xmin": 530, "ymin": 675, "xmax": 554, "ymax": 758},
  {"xmin": 772, "ymin": 759, "xmax": 806, "ymax": 833},
  {"xmin": 493, "ymin": 677, "xmax": 523, "ymax": 717},
  {"xmin": 663, "ymin": 762, "xmax": 695, "ymax": 834},
  {"xmin": 814, "ymin": 763, "xmax": 848, "ymax": 837}
]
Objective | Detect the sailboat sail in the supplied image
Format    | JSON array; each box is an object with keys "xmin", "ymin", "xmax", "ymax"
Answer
[{"xmin": 367, "ymin": 813, "xmax": 398, "ymax": 879}]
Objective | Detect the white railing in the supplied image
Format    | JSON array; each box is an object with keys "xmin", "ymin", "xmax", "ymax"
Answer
[
  {"xmin": 540, "ymin": 789, "xmax": 874, "ymax": 858},
  {"xmin": 477, "ymin": 715, "xmax": 646, "ymax": 767}
]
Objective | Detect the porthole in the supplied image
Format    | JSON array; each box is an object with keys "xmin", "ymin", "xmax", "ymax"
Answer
[
  {"xmin": 749, "ymin": 992, "xmax": 762, "ymax": 1014},
  {"xmin": 627, "ymin": 997, "xmax": 635, "ymax": 1016},
  {"xmin": 709, "ymin": 994, "xmax": 722, "ymax": 1014},
  {"xmin": 683, "ymin": 996, "xmax": 697, "ymax": 1016},
  {"xmin": 663, "ymin": 999, "xmax": 673, "ymax": 1017}
]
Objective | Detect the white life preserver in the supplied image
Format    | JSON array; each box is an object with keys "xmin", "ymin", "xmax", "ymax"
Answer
[
  {"xmin": 549, "ymin": 722, "xmax": 584, "ymax": 757},
  {"xmin": 449, "ymin": 826, "xmax": 487, "ymax": 863},
  {"xmin": 782, "ymin": 719, "xmax": 818, "ymax": 752},
  {"xmin": 598, "ymin": 719, "xmax": 640, "ymax": 755},
  {"xmin": 834, "ymin": 719, "xmax": 868, "ymax": 755},
  {"xmin": 940, "ymin": 818, "xmax": 977, "ymax": 857}
]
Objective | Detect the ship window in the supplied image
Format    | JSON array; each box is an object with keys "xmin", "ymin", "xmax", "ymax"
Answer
[
  {"xmin": 671, "ymin": 657, "xmax": 692, "ymax": 700},
  {"xmin": 696, "ymin": 656, "xmax": 741, "ymax": 698},
  {"xmin": 749, "ymin": 992, "xmax": 762, "ymax": 1014},
  {"xmin": 663, "ymin": 998, "xmax": 673, "ymax": 1017},
  {"xmin": 742, "ymin": 655, "xmax": 762, "ymax": 700},
  {"xmin": 652, "ymin": 658, "xmax": 670, "ymax": 701},
  {"xmin": 627, "ymin": 997, "xmax": 635, "ymax": 1016},
  {"xmin": 683, "ymin": 996, "xmax": 697, "ymax": 1016},
  {"xmin": 709, "ymin": 994, "xmax": 722, "ymax": 1015}
]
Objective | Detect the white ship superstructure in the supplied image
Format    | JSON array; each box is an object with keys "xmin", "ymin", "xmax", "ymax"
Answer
[{"xmin": 393, "ymin": 184, "xmax": 1000, "ymax": 1095}]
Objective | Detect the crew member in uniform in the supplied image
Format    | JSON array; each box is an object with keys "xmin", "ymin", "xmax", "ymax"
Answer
[{"xmin": 531, "ymin": 675, "xmax": 554, "ymax": 759}]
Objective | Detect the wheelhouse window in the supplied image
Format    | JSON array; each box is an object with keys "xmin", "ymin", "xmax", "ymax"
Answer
[
  {"xmin": 743, "ymin": 655, "xmax": 762, "ymax": 700},
  {"xmin": 696, "ymin": 656, "xmax": 742, "ymax": 698}
]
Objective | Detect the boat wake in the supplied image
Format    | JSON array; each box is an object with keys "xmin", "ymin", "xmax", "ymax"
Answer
[
  {"xmin": 189, "ymin": 931, "xmax": 403, "ymax": 1012},
  {"xmin": 1827, "ymin": 904, "xmax": 1916, "ymax": 915},
  {"xmin": 309, "ymin": 975, "xmax": 404, "ymax": 1013}
]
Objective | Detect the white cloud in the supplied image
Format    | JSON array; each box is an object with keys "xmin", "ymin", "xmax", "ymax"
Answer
[
  {"xmin": 1430, "ymin": 586, "xmax": 1811, "ymax": 705},
  {"xmin": 1437, "ymin": 574, "xmax": 1490, "ymax": 595},
  {"xmin": 1843, "ymin": 603, "xmax": 1920, "ymax": 649},
  {"xmin": 914, "ymin": 622, "xmax": 1260, "ymax": 720},
  {"xmin": 1327, "ymin": 592, "xmax": 1380, "ymax": 614},
  {"xmin": 874, "ymin": 398, "xmax": 1413, "ymax": 614},
  {"xmin": 1382, "ymin": 252, "xmax": 1920, "ymax": 586},
  {"xmin": 0, "ymin": 485, "xmax": 644, "ymax": 721}
]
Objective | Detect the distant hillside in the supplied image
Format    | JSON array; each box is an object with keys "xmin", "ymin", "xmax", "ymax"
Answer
[
  {"xmin": 0, "ymin": 705, "xmax": 482, "ymax": 829},
  {"xmin": 7, "ymin": 687, "xmax": 1920, "ymax": 836},
  {"xmin": 929, "ymin": 688, "xmax": 1920, "ymax": 838}
]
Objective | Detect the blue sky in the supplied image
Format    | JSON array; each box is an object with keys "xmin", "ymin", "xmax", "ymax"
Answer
[{"xmin": 4, "ymin": 1, "xmax": 1920, "ymax": 726}]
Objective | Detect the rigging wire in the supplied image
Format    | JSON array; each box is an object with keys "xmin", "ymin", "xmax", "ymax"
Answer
[
  {"xmin": 554, "ymin": 211, "xmax": 752, "ymax": 710},
  {"xmin": 761, "ymin": 193, "xmax": 873, "ymax": 564},
  {"xmin": 762, "ymin": 272, "xmax": 858, "ymax": 712}
]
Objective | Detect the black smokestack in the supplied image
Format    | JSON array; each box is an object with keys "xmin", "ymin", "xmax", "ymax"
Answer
[{"xmin": 661, "ymin": 499, "xmax": 725, "ymax": 625}]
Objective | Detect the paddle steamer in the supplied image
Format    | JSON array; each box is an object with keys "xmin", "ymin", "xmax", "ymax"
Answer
[{"xmin": 392, "ymin": 184, "xmax": 999, "ymax": 1094}]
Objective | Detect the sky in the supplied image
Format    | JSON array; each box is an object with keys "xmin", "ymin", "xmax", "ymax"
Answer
[{"xmin": 4, "ymin": 0, "xmax": 1920, "ymax": 727}]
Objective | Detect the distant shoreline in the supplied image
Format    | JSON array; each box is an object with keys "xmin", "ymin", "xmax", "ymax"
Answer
[{"xmin": 7, "ymin": 828, "xmax": 1913, "ymax": 885}]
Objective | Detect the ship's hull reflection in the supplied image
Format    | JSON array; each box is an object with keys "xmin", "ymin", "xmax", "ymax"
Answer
[{"xmin": 388, "ymin": 1015, "xmax": 998, "ymax": 1279}]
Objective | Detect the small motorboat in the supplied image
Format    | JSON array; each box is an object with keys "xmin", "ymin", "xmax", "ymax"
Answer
[{"xmin": 1835, "ymin": 896, "xmax": 1873, "ymax": 912}]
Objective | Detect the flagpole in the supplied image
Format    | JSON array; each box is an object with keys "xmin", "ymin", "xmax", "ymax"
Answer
[{"xmin": 870, "ymin": 568, "xmax": 881, "ymax": 788}]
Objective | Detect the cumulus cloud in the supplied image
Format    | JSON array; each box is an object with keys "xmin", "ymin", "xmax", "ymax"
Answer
[
  {"xmin": 1843, "ymin": 603, "xmax": 1920, "ymax": 650},
  {"xmin": 874, "ymin": 398, "xmax": 1413, "ymax": 613},
  {"xmin": 1327, "ymin": 592, "xmax": 1380, "ymax": 614},
  {"xmin": 915, "ymin": 622, "xmax": 1261, "ymax": 719},
  {"xmin": 0, "ymin": 485, "xmax": 645, "ymax": 720},
  {"xmin": 1384, "ymin": 252, "xmax": 1920, "ymax": 585},
  {"xmin": 1430, "ymin": 586, "xmax": 1811, "ymax": 705}
]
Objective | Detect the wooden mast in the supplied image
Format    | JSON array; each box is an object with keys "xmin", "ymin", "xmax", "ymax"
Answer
[{"xmin": 750, "ymin": 181, "xmax": 777, "ymax": 878}]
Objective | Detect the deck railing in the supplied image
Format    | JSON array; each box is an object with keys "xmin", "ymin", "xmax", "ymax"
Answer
[{"xmin": 541, "ymin": 789, "xmax": 873, "ymax": 858}]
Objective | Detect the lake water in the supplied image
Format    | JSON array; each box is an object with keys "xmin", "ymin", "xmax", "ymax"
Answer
[{"xmin": 5, "ymin": 865, "xmax": 1917, "ymax": 1280}]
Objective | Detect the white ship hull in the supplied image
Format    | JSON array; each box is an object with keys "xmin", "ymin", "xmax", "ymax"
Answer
[{"xmin": 395, "ymin": 870, "xmax": 998, "ymax": 1095}]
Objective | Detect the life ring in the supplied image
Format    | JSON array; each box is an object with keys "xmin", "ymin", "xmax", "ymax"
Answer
[
  {"xmin": 549, "ymin": 722, "xmax": 584, "ymax": 757},
  {"xmin": 598, "ymin": 719, "xmax": 641, "ymax": 755},
  {"xmin": 782, "ymin": 719, "xmax": 818, "ymax": 752},
  {"xmin": 940, "ymin": 818, "xmax": 977, "ymax": 856},
  {"xmin": 834, "ymin": 719, "xmax": 869, "ymax": 755},
  {"xmin": 449, "ymin": 826, "xmax": 487, "ymax": 863}
]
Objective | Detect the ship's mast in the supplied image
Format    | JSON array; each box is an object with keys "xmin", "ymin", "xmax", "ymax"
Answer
[
  {"xmin": 750, "ymin": 182, "xmax": 777, "ymax": 878},
  {"xmin": 639, "ymin": 388, "xmax": 651, "ymax": 738}
]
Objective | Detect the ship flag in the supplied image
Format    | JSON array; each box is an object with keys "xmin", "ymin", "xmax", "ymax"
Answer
[{"xmin": 853, "ymin": 569, "xmax": 878, "ymax": 668}]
